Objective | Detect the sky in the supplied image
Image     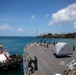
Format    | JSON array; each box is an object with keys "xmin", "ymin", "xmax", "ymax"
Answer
[{"xmin": 0, "ymin": 0, "xmax": 76, "ymax": 36}]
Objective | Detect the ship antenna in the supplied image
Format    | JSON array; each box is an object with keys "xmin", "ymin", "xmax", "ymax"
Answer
[
  {"xmin": 36, "ymin": 28, "xmax": 38, "ymax": 41},
  {"xmin": 37, "ymin": 28, "xmax": 38, "ymax": 36}
]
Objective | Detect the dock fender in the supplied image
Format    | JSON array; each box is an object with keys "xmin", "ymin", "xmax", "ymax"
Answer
[
  {"xmin": 11, "ymin": 62, "xmax": 16, "ymax": 68},
  {"xmin": 2, "ymin": 65, "xmax": 8, "ymax": 70},
  {"xmin": 17, "ymin": 59, "xmax": 22, "ymax": 64}
]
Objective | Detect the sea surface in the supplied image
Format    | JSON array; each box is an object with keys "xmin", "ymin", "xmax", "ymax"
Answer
[{"xmin": 0, "ymin": 37, "xmax": 76, "ymax": 75}]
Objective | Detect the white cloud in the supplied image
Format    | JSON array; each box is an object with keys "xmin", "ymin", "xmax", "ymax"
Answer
[
  {"xmin": 48, "ymin": 20, "xmax": 53, "ymax": 26},
  {"xmin": 74, "ymin": 22, "xmax": 76, "ymax": 29},
  {"xmin": 0, "ymin": 23, "xmax": 12, "ymax": 30},
  {"xmin": 49, "ymin": 3, "xmax": 76, "ymax": 26},
  {"xmin": 45, "ymin": 14, "xmax": 50, "ymax": 18},
  {"xmin": 17, "ymin": 28, "xmax": 24, "ymax": 32},
  {"xmin": 31, "ymin": 15, "xmax": 35, "ymax": 21}
]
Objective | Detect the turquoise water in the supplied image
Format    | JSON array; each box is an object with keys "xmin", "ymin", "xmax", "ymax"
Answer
[{"xmin": 0, "ymin": 37, "xmax": 76, "ymax": 75}]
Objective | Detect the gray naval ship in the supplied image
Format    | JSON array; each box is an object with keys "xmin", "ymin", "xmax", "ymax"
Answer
[{"xmin": 23, "ymin": 41, "xmax": 76, "ymax": 75}]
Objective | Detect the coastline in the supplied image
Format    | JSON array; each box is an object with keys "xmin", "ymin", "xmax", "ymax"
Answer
[{"xmin": 36, "ymin": 32, "xmax": 76, "ymax": 39}]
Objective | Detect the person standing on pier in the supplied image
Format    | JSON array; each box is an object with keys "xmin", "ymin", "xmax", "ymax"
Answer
[
  {"xmin": 47, "ymin": 43, "xmax": 49, "ymax": 48},
  {"xmin": 73, "ymin": 46, "xmax": 75, "ymax": 51},
  {"xmin": 33, "ymin": 56, "xmax": 38, "ymax": 71},
  {"xmin": 28, "ymin": 57, "xmax": 34, "ymax": 74}
]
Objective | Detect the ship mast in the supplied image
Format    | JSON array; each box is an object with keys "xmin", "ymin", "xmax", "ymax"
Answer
[
  {"xmin": 36, "ymin": 28, "xmax": 38, "ymax": 40},
  {"xmin": 37, "ymin": 28, "xmax": 38, "ymax": 37}
]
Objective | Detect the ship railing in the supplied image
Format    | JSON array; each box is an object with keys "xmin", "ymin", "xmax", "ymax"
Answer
[
  {"xmin": 23, "ymin": 41, "xmax": 37, "ymax": 75},
  {"xmin": 23, "ymin": 43, "xmax": 31, "ymax": 75}
]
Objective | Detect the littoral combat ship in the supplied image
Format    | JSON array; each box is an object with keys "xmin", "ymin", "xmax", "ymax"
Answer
[{"xmin": 23, "ymin": 41, "xmax": 76, "ymax": 75}]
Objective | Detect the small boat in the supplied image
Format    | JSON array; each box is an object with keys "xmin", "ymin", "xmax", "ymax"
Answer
[{"xmin": 0, "ymin": 44, "xmax": 23, "ymax": 71}]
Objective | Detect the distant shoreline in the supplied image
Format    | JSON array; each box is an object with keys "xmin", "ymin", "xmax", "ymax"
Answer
[{"xmin": 36, "ymin": 32, "xmax": 76, "ymax": 39}]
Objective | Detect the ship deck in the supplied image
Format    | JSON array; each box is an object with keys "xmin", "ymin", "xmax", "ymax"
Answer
[{"xmin": 23, "ymin": 43, "xmax": 76, "ymax": 75}]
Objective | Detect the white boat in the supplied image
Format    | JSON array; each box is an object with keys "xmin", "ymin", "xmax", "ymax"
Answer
[{"xmin": 0, "ymin": 44, "xmax": 22, "ymax": 71}]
